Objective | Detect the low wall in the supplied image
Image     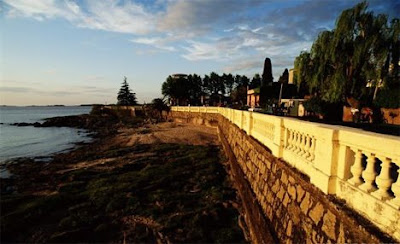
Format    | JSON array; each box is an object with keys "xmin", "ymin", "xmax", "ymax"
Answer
[
  {"xmin": 102, "ymin": 105, "xmax": 142, "ymax": 117},
  {"xmin": 170, "ymin": 109, "xmax": 398, "ymax": 243}
]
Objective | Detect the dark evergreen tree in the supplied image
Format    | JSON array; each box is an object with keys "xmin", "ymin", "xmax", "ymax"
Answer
[
  {"xmin": 260, "ymin": 57, "xmax": 274, "ymax": 108},
  {"xmin": 278, "ymin": 69, "xmax": 289, "ymax": 83},
  {"xmin": 262, "ymin": 57, "xmax": 273, "ymax": 85},
  {"xmin": 117, "ymin": 77, "xmax": 137, "ymax": 105}
]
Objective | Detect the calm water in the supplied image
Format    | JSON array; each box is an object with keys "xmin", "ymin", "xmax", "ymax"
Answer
[{"xmin": 0, "ymin": 106, "xmax": 92, "ymax": 164}]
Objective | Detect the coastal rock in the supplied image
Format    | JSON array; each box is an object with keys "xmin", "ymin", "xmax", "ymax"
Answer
[{"xmin": 11, "ymin": 122, "xmax": 40, "ymax": 127}]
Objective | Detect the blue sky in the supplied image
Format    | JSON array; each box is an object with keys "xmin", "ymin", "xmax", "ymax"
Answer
[{"xmin": 1, "ymin": 0, "xmax": 399, "ymax": 105}]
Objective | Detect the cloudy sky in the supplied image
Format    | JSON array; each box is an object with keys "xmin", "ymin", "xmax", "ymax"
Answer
[{"xmin": 1, "ymin": 0, "xmax": 399, "ymax": 105}]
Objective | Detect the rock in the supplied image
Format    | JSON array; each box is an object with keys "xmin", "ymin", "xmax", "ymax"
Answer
[
  {"xmin": 309, "ymin": 202, "xmax": 324, "ymax": 225},
  {"xmin": 322, "ymin": 210, "xmax": 337, "ymax": 240},
  {"xmin": 11, "ymin": 122, "xmax": 32, "ymax": 126},
  {"xmin": 296, "ymin": 185, "xmax": 305, "ymax": 203},
  {"xmin": 300, "ymin": 192, "xmax": 311, "ymax": 215}
]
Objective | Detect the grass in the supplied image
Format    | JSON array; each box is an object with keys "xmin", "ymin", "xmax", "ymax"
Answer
[{"xmin": 1, "ymin": 143, "xmax": 246, "ymax": 243}]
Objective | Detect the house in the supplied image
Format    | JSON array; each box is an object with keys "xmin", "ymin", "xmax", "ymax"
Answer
[
  {"xmin": 280, "ymin": 98, "xmax": 307, "ymax": 117},
  {"xmin": 247, "ymin": 87, "xmax": 260, "ymax": 108}
]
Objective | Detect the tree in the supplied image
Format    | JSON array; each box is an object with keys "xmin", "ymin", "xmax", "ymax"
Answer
[
  {"xmin": 234, "ymin": 74, "xmax": 249, "ymax": 88},
  {"xmin": 187, "ymin": 74, "xmax": 203, "ymax": 105},
  {"xmin": 375, "ymin": 18, "xmax": 400, "ymax": 108},
  {"xmin": 151, "ymin": 98, "xmax": 170, "ymax": 120},
  {"xmin": 161, "ymin": 75, "xmax": 190, "ymax": 105},
  {"xmin": 278, "ymin": 69, "xmax": 289, "ymax": 84},
  {"xmin": 250, "ymin": 74, "xmax": 261, "ymax": 89},
  {"xmin": 231, "ymin": 75, "xmax": 250, "ymax": 106},
  {"xmin": 117, "ymin": 77, "xmax": 137, "ymax": 105},
  {"xmin": 294, "ymin": 1, "xmax": 399, "ymax": 107},
  {"xmin": 208, "ymin": 72, "xmax": 225, "ymax": 96},
  {"xmin": 260, "ymin": 57, "xmax": 274, "ymax": 108},
  {"xmin": 222, "ymin": 73, "xmax": 235, "ymax": 97},
  {"xmin": 262, "ymin": 57, "xmax": 273, "ymax": 85}
]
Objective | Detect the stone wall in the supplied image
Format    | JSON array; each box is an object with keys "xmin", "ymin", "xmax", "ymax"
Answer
[{"xmin": 170, "ymin": 111, "xmax": 395, "ymax": 243}]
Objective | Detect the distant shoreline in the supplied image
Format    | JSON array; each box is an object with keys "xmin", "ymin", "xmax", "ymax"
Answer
[{"xmin": 0, "ymin": 104, "xmax": 104, "ymax": 107}]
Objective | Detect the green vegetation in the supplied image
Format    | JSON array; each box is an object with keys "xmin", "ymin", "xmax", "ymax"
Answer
[
  {"xmin": 149, "ymin": 98, "xmax": 170, "ymax": 121},
  {"xmin": 294, "ymin": 1, "xmax": 399, "ymax": 108},
  {"xmin": 161, "ymin": 72, "xmax": 251, "ymax": 107},
  {"xmin": 117, "ymin": 76, "xmax": 138, "ymax": 105},
  {"xmin": 1, "ymin": 143, "xmax": 246, "ymax": 243}
]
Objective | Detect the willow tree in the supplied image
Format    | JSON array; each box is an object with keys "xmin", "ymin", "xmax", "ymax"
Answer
[
  {"xmin": 294, "ymin": 1, "xmax": 399, "ymax": 106},
  {"xmin": 375, "ymin": 18, "xmax": 400, "ymax": 108},
  {"xmin": 294, "ymin": 51, "xmax": 312, "ymax": 94}
]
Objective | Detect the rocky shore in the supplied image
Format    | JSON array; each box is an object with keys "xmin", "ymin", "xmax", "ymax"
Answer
[{"xmin": 0, "ymin": 111, "xmax": 247, "ymax": 243}]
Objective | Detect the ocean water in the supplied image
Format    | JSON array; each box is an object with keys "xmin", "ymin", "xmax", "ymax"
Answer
[{"xmin": 0, "ymin": 106, "xmax": 92, "ymax": 164}]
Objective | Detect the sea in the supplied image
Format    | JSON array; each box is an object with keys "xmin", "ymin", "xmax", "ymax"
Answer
[{"xmin": 0, "ymin": 106, "xmax": 92, "ymax": 168}]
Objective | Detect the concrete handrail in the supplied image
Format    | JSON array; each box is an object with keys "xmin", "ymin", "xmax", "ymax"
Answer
[{"xmin": 171, "ymin": 107, "xmax": 400, "ymax": 191}]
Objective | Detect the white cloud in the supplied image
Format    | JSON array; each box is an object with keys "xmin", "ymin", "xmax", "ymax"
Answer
[
  {"xmin": 242, "ymin": 38, "xmax": 262, "ymax": 47},
  {"xmin": 182, "ymin": 40, "xmax": 242, "ymax": 61},
  {"xmin": 131, "ymin": 37, "xmax": 176, "ymax": 51},
  {"xmin": 77, "ymin": 1, "xmax": 156, "ymax": 34},
  {"xmin": 3, "ymin": 0, "xmax": 155, "ymax": 34},
  {"xmin": 223, "ymin": 40, "xmax": 313, "ymax": 78}
]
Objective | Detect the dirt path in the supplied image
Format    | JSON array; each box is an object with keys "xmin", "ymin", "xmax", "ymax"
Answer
[
  {"xmin": 54, "ymin": 122, "xmax": 218, "ymax": 174},
  {"xmin": 118, "ymin": 122, "xmax": 218, "ymax": 146}
]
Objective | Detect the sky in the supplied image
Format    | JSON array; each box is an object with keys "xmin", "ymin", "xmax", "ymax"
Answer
[{"xmin": 1, "ymin": 0, "xmax": 399, "ymax": 105}]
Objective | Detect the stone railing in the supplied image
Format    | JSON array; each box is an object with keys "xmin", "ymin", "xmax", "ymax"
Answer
[{"xmin": 171, "ymin": 106, "xmax": 400, "ymax": 240}]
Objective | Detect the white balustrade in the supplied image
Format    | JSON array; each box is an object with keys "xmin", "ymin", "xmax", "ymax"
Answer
[
  {"xmin": 284, "ymin": 127, "xmax": 315, "ymax": 164},
  {"xmin": 340, "ymin": 131, "xmax": 400, "ymax": 202}
]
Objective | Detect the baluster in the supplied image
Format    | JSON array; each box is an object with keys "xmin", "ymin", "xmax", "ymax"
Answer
[
  {"xmin": 290, "ymin": 130, "xmax": 295, "ymax": 149},
  {"xmin": 292, "ymin": 131, "xmax": 298, "ymax": 152},
  {"xmin": 292, "ymin": 132, "xmax": 297, "ymax": 151},
  {"xmin": 298, "ymin": 134, "xmax": 306, "ymax": 155},
  {"xmin": 303, "ymin": 135, "xmax": 311, "ymax": 157},
  {"xmin": 294, "ymin": 132, "xmax": 300, "ymax": 153},
  {"xmin": 306, "ymin": 136, "xmax": 315, "ymax": 161},
  {"xmin": 296, "ymin": 132, "xmax": 302, "ymax": 152},
  {"xmin": 289, "ymin": 131, "xmax": 295, "ymax": 150},
  {"xmin": 294, "ymin": 132, "xmax": 302, "ymax": 153},
  {"xmin": 359, "ymin": 153, "xmax": 378, "ymax": 193},
  {"xmin": 389, "ymin": 167, "xmax": 400, "ymax": 209},
  {"xmin": 286, "ymin": 129, "xmax": 292, "ymax": 149},
  {"xmin": 372, "ymin": 157, "xmax": 393, "ymax": 200},
  {"xmin": 349, "ymin": 149, "xmax": 364, "ymax": 186}
]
